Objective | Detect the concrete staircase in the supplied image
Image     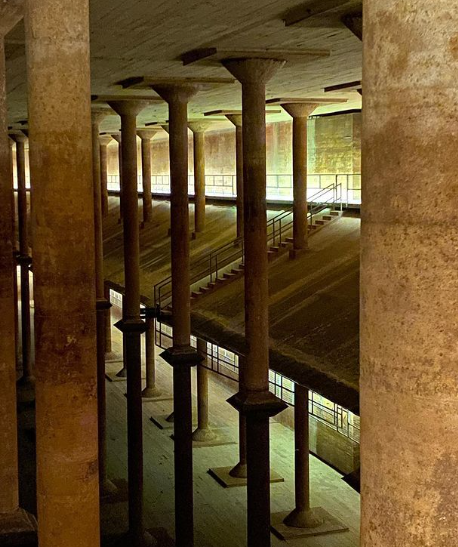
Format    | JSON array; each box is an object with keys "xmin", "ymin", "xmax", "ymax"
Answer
[
  {"xmin": 154, "ymin": 182, "xmax": 344, "ymax": 312},
  {"xmin": 190, "ymin": 209, "xmax": 342, "ymax": 304}
]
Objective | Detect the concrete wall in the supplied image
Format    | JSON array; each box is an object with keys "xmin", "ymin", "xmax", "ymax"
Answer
[{"xmin": 105, "ymin": 113, "xmax": 362, "ymax": 179}]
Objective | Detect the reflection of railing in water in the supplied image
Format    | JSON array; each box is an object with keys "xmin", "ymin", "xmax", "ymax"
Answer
[
  {"xmin": 106, "ymin": 173, "xmax": 362, "ymax": 204},
  {"xmin": 153, "ymin": 319, "xmax": 360, "ymax": 443}
]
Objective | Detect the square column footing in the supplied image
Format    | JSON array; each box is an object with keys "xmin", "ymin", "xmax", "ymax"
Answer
[
  {"xmin": 0, "ymin": 508, "xmax": 37, "ymax": 546},
  {"xmin": 271, "ymin": 508, "xmax": 348, "ymax": 540},
  {"xmin": 171, "ymin": 428, "xmax": 236, "ymax": 448},
  {"xmin": 123, "ymin": 392, "xmax": 173, "ymax": 403},
  {"xmin": 150, "ymin": 414, "xmax": 197, "ymax": 430},
  {"xmin": 208, "ymin": 466, "xmax": 284, "ymax": 488}
]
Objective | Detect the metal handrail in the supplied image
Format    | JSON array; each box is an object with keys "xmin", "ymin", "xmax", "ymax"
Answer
[{"xmin": 154, "ymin": 182, "xmax": 343, "ymax": 312}]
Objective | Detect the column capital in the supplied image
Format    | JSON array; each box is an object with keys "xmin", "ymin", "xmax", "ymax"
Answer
[
  {"xmin": 149, "ymin": 82, "xmax": 201, "ymax": 105},
  {"xmin": 9, "ymin": 131, "xmax": 27, "ymax": 144},
  {"xmin": 266, "ymin": 97, "xmax": 347, "ymax": 118},
  {"xmin": 137, "ymin": 128, "xmax": 161, "ymax": 141},
  {"xmin": 188, "ymin": 119, "xmax": 212, "ymax": 134},
  {"xmin": 91, "ymin": 107, "xmax": 111, "ymax": 126},
  {"xmin": 226, "ymin": 113, "xmax": 242, "ymax": 127},
  {"xmin": 160, "ymin": 123, "xmax": 170, "ymax": 134},
  {"xmin": 99, "ymin": 134, "xmax": 113, "ymax": 147},
  {"xmin": 110, "ymin": 132, "xmax": 121, "ymax": 144},
  {"xmin": 108, "ymin": 99, "xmax": 150, "ymax": 118},
  {"xmin": 222, "ymin": 58, "xmax": 285, "ymax": 85},
  {"xmin": 281, "ymin": 102, "xmax": 318, "ymax": 118}
]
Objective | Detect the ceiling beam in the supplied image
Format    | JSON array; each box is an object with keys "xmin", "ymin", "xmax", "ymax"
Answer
[
  {"xmin": 117, "ymin": 76, "xmax": 235, "ymax": 90},
  {"xmin": 266, "ymin": 97, "xmax": 348, "ymax": 105},
  {"xmin": 324, "ymin": 80, "xmax": 362, "ymax": 93},
  {"xmin": 204, "ymin": 109, "xmax": 281, "ymax": 117},
  {"xmin": 181, "ymin": 47, "xmax": 329, "ymax": 66}
]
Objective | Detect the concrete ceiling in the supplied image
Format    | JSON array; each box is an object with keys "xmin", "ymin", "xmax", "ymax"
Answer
[{"xmin": 5, "ymin": 0, "xmax": 362, "ymax": 136}]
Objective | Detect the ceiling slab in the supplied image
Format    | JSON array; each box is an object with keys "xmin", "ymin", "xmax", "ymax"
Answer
[{"xmin": 5, "ymin": 0, "xmax": 362, "ymax": 128}]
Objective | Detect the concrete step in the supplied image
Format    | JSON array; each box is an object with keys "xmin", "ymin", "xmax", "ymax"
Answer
[
  {"xmin": 199, "ymin": 286, "xmax": 210, "ymax": 294},
  {"xmin": 285, "ymin": 237, "xmax": 294, "ymax": 243},
  {"xmin": 330, "ymin": 210, "xmax": 340, "ymax": 216},
  {"xmin": 223, "ymin": 272, "xmax": 236, "ymax": 280},
  {"xmin": 191, "ymin": 291, "xmax": 200, "ymax": 298},
  {"xmin": 322, "ymin": 215, "xmax": 332, "ymax": 220},
  {"xmin": 315, "ymin": 219, "xmax": 327, "ymax": 225}
]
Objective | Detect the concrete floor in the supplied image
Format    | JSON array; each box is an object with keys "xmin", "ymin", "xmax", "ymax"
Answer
[{"xmin": 102, "ymin": 321, "xmax": 360, "ymax": 547}]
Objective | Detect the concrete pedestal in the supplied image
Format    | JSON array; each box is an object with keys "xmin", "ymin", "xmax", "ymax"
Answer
[
  {"xmin": 208, "ymin": 466, "xmax": 284, "ymax": 488},
  {"xmin": 0, "ymin": 509, "xmax": 37, "ymax": 547},
  {"xmin": 271, "ymin": 508, "xmax": 348, "ymax": 540}
]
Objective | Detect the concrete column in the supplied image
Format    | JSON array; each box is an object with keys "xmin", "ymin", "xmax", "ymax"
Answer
[
  {"xmin": 281, "ymin": 104, "xmax": 317, "ymax": 257},
  {"xmin": 226, "ymin": 114, "xmax": 244, "ymax": 238},
  {"xmin": 137, "ymin": 129, "xmax": 156, "ymax": 225},
  {"xmin": 188, "ymin": 121, "xmax": 210, "ymax": 234},
  {"xmin": 91, "ymin": 109, "xmax": 116, "ymax": 499},
  {"xmin": 0, "ymin": 36, "xmax": 36, "ymax": 544},
  {"xmin": 9, "ymin": 137, "xmax": 21, "ymax": 370},
  {"xmin": 111, "ymin": 133, "xmax": 123, "ymax": 222},
  {"xmin": 222, "ymin": 58, "xmax": 287, "ymax": 547},
  {"xmin": 11, "ymin": 132, "xmax": 34, "ymax": 394},
  {"xmin": 192, "ymin": 338, "xmax": 216, "ymax": 442},
  {"xmin": 107, "ymin": 99, "xmax": 149, "ymax": 547},
  {"xmin": 104, "ymin": 281, "xmax": 112, "ymax": 354},
  {"xmin": 99, "ymin": 135, "xmax": 112, "ymax": 217},
  {"xmin": 150, "ymin": 82, "xmax": 202, "ymax": 547},
  {"xmin": 25, "ymin": 0, "xmax": 100, "ymax": 544},
  {"xmin": 229, "ymin": 354, "xmax": 247, "ymax": 478},
  {"xmin": 361, "ymin": 2, "xmax": 458, "ymax": 545},
  {"xmin": 142, "ymin": 315, "xmax": 161, "ymax": 398}
]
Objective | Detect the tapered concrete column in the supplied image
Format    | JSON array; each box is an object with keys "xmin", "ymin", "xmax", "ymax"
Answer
[
  {"xmin": 361, "ymin": 2, "xmax": 458, "ymax": 546},
  {"xmin": 91, "ymin": 109, "xmax": 116, "ymax": 499},
  {"xmin": 11, "ymin": 132, "xmax": 34, "ymax": 393},
  {"xmin": 192, "ymin": 338, "xmax": 216, "ymax": 442},
  {"xmin": 107, "ymin": 99, "xmax": 149, "ymax": 547},
  {"xmin": 281, "ymin": 103, "xmax": 317, "ymax": 257},
  {"xmin": 25, "ymin": 0, "xmax": 100, "ymax": 545},
  {"xmin": 111, "ymin": 133, "xmax": 123, "ymax": 221},
  {"xmin": 0, "ymin": 35, "xmax": 36, "ymax": 544},
  {"xmin": 188, "ymin": 121, "xmax": 210, "ymax": 234},
  {"xmin": 142, "ymin": 315, "xmax": 160, "ymax": 398},
  {"xmin": 150, "ymin": 82, "xmax": 202, "ymax": 547},
  {"xmin": 9, "ymin": 136, "xmax": 21, "ymax": 369},
  {"xmin": 226, "ymin": 114, "xmax": 244, "ymax": 238},
  {"xmin": 104, "ymin": 281, "xmax": 112, "ymax": 354},
  {"xmin": 99, "ymin": 135, "xmax": 112, "ymax": 217},
  {"xmin": 222, "ymin": 58, "xmax": 287, "ymax": 547},
  {"xmin": 271, "ymin": 385, "xmax": 347, "ymax": 539},
  {"xmin": 137, "ymin": 129, "xmax": 157, "ymax": 225}
]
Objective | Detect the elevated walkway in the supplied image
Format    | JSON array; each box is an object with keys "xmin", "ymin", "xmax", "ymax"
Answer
[{"xmin": 189, "ymin": 214, "xmax": 360, "ymax": 413}]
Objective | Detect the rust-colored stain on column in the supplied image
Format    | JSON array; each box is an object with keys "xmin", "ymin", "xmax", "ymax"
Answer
[{"xmin": 361, "ymin": 1, "xmax": 458, "ymax": 546}]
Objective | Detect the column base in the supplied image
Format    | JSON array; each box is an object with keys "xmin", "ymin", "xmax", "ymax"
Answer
[
  {"xmin": 208, "ymin": 466, "xmax": 284, "ymax": 488},
  {"xmin": 101, "ymin": 478, "xmax": 129, "ymax": 505},
  {"xmin": 0, "ymin": 508, "xmax": 37, "ymax": 546},
  {"xmin": 271, "ymin": 508, "xmax": 348, "ymax": 540},
  {"xmin": 105, "ymin": 367, "xmax": 128, "ymax": 382},
  {"xmin": 141, "ymin": 386, "xmax": 173, "ymax": 402},
  {"xmin": 289, "ymin": 247, "xmax": 308, "ymax": 260},
  {"xmin": 177, "ymin": 427, "xmax": 236, "ymax": 448},
  {"xmin": 124, "ymin": 390, "xmax": 173, "ymax": 403}
]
